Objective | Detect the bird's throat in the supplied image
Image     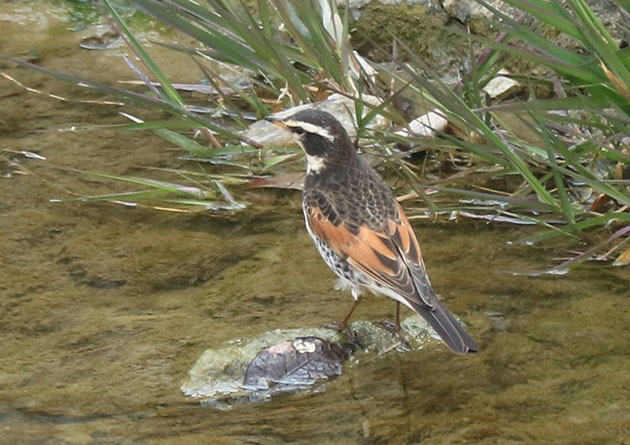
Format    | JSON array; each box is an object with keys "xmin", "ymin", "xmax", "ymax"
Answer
[{"xmin": 306, "ymin": 154, "xmax": 326, "ymax": 174}]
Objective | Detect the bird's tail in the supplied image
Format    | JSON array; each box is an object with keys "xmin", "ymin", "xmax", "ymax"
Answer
[{"xmin": 408, "ymin": 298, "xmax": 478, "ymax": 354}]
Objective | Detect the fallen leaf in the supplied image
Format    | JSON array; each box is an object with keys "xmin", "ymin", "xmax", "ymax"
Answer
[
  {"xmin": 590, "ymin": 193, "xmax": 611, "ymax": 212},
  {"xmin": 613, "ymin": 247, "xmax": 630, "ymax": 266}
]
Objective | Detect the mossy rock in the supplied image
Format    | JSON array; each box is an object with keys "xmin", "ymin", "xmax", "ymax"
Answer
[{"xmin": 349, "ymin": 3, "xmax": 471, "ymax": 80}]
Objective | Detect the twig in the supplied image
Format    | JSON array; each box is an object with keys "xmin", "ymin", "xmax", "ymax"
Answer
[{"xmin": 200, "ymin": 128, "xmax": 222, "ymax": 149}]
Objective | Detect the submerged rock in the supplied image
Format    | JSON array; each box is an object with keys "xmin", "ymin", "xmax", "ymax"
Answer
[
  {"xmin": 180, "ymin": 327, "xmax": 343, "ymax": 403},
  {"xmin": 79, "ymin": 25, "xmax": 122, "ymax": 50},
  {"xmin": 181, "ymin": 314, "xmax": 440, "ymax": 407}
]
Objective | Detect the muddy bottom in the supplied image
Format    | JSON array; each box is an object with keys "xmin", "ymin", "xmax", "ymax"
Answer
[{"xmin": 1, "ymin": 3, "xmax": 629, "ymax": 444}]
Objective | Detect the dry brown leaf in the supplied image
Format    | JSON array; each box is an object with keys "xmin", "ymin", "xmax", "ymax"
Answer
[
  {"xmin": 590, "ymin": 193, "xmax": 612, "ymax": 212},
  {"xmin": 600, "ymin": 61, "xmax": 630, "ymax": 99},
  {"xmin": 612, "ymin": 247, "xmax": 630, "ymax": 266},
  {"xmin": 315, "ymin": 88, "xmax": 333, "ymax": 102}
]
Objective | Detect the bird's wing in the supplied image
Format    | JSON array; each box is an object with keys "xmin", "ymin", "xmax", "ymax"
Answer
[
  {"xmin": 305, "ymin": 199, "xmax": 434, "ymax": 309},
  {"xmin": 385, "ymin": 202, "xmax": 437, "ymax": 307}
]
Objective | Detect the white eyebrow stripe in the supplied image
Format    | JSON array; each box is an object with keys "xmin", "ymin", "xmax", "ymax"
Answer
[{"xmin": 283, "ymin": 120, "xmax": 335, "ymax": 141}]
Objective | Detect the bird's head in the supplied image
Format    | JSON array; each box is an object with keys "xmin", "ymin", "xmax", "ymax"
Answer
[{"xmin": 266, "ymin": 110, "xmax": 355, "ymax": 174}]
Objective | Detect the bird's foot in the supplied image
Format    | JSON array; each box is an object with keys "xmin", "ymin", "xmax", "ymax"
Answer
[
  {"xmin": 378, "ymin": 320, "xmax": 411, "ymax": 351},
  {"xmin": 321, "ymin": 322, "xmax": 356, "ymax": 342}
]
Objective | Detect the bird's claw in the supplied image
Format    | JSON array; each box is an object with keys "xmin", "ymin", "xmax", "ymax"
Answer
[
  {"xmin": 378, "ymin": 320, "xmax": 411, "ymax": 351},
  {"xmin": 322, "ymin": 322, "xmax": 356, "ymax": 342}
]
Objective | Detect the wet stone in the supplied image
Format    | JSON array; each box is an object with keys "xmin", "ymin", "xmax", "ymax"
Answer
[
  {"xmin": 181, "ymin": 315, "xmax": 440, "ymax": 407},
  {"xmin": 79, "ymin": 25, "xmax": 122, "ymax": 51},
  {"xmin": 180, "ymin": 327, "xmax": 343, "ymax": 405}
]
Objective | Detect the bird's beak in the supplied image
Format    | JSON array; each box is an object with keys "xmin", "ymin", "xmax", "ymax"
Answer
[{"xmin": 264, "ymin": 115, "xmax": 290, "ymax": 131}]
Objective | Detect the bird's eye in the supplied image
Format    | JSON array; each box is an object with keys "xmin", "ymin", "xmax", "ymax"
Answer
[{"xmin": 294, "ymin": 127, "xmax": 305, "ymax": 135}]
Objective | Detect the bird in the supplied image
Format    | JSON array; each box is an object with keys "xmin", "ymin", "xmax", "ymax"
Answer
[{"xmin": 266, "ymin": 109, "xmax": 477, "ymax": 354}]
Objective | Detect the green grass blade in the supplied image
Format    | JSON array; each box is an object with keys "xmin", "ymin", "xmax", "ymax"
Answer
[
  {"xmin": 536, "ymin": 114, "xmax": 576, "ymax": 225},
  {"xmin": 104, "ymin": 0, "xmax": 185, "ymax": 107}
]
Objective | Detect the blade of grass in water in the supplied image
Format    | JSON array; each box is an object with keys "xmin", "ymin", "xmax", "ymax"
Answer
[
  {"xmin": 104, "ymin": 0, "xmax": 185, "ymax": 107},
  {"xmin": 523, "ymin": 212, "xmax": 630, "ymax": 243},
  {"xmin": 5, "ymin": 57, "xmax": 263, "ymax": 147},
  {"xmin": 528, "ymin": 224, "xmax": 630, "ymax": 275},
  {"xmin": 163, "ymin": 198, "xmax": 245, "ymax": 210},
  {"xmin": 120, "ymin": 120, "xmax": 211, "ymax": 131},
  {"xmin": 119, "ymin": 112, "xmax": 215, "ymax": 157},
  {"xmin": 82, "ymin": 189, "xmax": 173, "ymax": 202}
]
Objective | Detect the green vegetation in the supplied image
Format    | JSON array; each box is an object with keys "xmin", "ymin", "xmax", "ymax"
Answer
[
  {"xmin": 57, "ymin": 0, "xmax": 170, "ymax": 31},
  {"xmin": 8, "ymin": 0, "xmax": 630, "ymax": 270},
  {"xmin": 62, "ymin": 0, "xmax": 101, "ymax": 28}
]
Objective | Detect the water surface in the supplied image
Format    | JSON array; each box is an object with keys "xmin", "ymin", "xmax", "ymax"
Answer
[{"xmin": 1, "ymin": 3, "xmax": 629, "ymax": 444}]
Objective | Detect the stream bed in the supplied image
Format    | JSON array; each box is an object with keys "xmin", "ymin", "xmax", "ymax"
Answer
[{"xmin": 1, "ymin": 3, "xmax": 629, "ymax": 444}]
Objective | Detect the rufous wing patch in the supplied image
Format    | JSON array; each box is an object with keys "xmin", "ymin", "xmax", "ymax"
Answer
[{"xmin": 305, "ymin": 204, "xmax": 417, "ymax": 300}]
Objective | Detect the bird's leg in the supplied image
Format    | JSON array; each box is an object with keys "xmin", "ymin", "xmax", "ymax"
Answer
[
  {"xmin": 380, "ymin": 302, "xmax": 401, "ymax": 334},
  {"xmin": 380, "ymin": 302, "xmax": 410, "ymax": 350},
  {"xmin": 337, "ymin": 296, "xmax": 362, "ymax": 331},
  {"xmin": 393, "ymin": 302, "xmax": 410, "ymax": 349},
  {"xmin": 323, "ymin": 297, "xmax": 362, "ymax": 343}
]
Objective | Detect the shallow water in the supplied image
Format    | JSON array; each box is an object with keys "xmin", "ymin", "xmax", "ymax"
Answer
[{"xmin": 2, "ymin": 3, "xmax": 630, "ymax": 444}]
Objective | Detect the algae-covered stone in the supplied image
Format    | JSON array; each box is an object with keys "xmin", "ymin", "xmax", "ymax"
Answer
[
  {"xmin": 181, "ymin": 314, "xmax": 441, "ymax": 406},
  {"xmin": 181, "ymin": 327, "xmax": 343, "ymax": 400}
]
